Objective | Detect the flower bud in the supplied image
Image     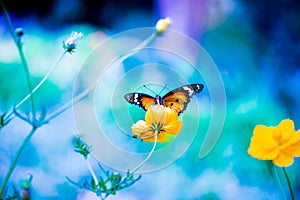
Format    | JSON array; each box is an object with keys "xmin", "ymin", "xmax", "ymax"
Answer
[
  {"xmin": 155, "ymin": 17, "xmax": 171, "ymax": 35},
  {"xmin": 15, "ymin": 27, "xmax": 24, "ymax": 37},
  {"xmin": 62, "ymin": 31, "xmax": 83, "ymax": 54}
]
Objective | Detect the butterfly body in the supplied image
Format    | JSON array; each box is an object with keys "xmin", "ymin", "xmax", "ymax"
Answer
[
  {"xmin": 124, "ymin": 83, "xmax": 204, "ymax": 115},
  {"xmin": 154, "ymin": 95, "xmax": 164, "ymax": 105}
]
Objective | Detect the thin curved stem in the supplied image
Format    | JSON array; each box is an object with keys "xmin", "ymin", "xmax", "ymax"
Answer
[
  {"xmin": 44, "ymin": 33, "xmax": 158, "ymax": 123},
  {"xmin": 131, "ymin": 130, "xmax": 158, "ymax": 173},
  {"xmin": 86, "ymin": 158, "xmax": 99, "ymax": 186},
  {"xmin": 282, "ymin": 167, "xmax": 295, "ymax": 200},
  {"xmin": 4, "ymin": 51, "xmax": 67, "ymax": 121},
  {"xmin": 15, "ymin": 51, "xmax": 67, "ymax": 110},
  {"xmin": 17, "ymin": 44, "xmax": 36, "ymax": 122},
  {"xmin": 120, "ymin": 33, "xmax": 155, "ymax": 60},
  {"xmin": 274, "ymin": 165, "xmax": 287, "ymax": 200},
  {"xmin": 0, "ymin": 127, "xmax": 37, "ymax": 196},
  {"xmin": 0, "ymin": 0, "xmax": 17, "ymax": 43},
  {"xmin": 44, "ymin": 81, "xmax": 96, "ymax": 122},
  {"xmin": 0, "ymin": 0, "xmax": 36, "ymax": 123}
]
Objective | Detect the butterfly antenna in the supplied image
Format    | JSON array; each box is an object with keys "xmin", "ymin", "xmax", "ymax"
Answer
[
  {"xmin": 143, "ymin": 85, "xmax": 157, "ymax": 96},
  {"xmin": 158, "ymin": 84, "xmax": 167, "ymax": 95}
]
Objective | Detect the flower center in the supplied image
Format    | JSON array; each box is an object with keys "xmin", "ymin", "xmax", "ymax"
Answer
[{"xmin": 151, "ymin": 122, "xmax": 164, "ymax": 133}]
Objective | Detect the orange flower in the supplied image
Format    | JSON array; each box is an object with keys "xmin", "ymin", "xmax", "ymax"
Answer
[
  {"xmin": 131, "ymin": 105, "xmax": 182, "ymax": 142},
  {"xmin": 248, "ymin": 119, "xmax": 300, "ymax": 167}
]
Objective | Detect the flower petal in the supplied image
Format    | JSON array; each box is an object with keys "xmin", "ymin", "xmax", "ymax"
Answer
[
  {"xmin": 278, "ymin": 119, "xmax": 295, "ymax": 133},
  {"xmin": 143, "ymin": 132, "xmax": 166, "ymax": 143},
  {"xmin": 252, "ymin": 125, "xmax": 276, "ymax": 144},
  {"xmin": 132, "ymin": 120, "xmax": 154, "ymax": 139},
  {"xmin": 248, "ymin": 125, "xmax": 279, "ymax": 160},
  {"xmin": 163, "ymin": 121, "xmax": 182, "ymax": 136},
  {"xmin": 248, "ymin": 144, "xmax": 279, "ymax": 160},
  {"xmin": 275, "ymin": 119, "xmax": 295, "ymax": 143},
  {"xmin": 272, "ymin": 152, "xmax": 294, "ymax": 167},
  {"xmin": 281, "ymin": 133, "xmax": 300, "ymax": 150},
  {"xmin": 164, "ymin": 107, "xmax": 178, "ymax": 123},
  {"xmin": 132, "ymin": 104, "xmax": 182, "ymax": 143},
  {"xmin": 146, "ymin": 105, "xmax": 167, "ymax": 125},
  {"xmin": 282, "ymin": 141, "xmax": 300, "ymax": 157}
]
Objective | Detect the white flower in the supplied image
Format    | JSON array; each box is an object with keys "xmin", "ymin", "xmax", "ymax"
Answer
[
  {"xmin": 155, "ymin": 17, "xmax": 171, "ymax": 35},
  {"xmin": 62, "ymin": 31, "xmax": 83, "ymax": 54}
]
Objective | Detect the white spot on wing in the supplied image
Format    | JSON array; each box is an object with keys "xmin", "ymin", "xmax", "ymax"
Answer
[
  {"xmin": 134, "ymin": 93, "xmax": 139, "ymax": 103},
  {"xmin": 183, "ymin": 86, "xmax": 194, "ymax": 96}
]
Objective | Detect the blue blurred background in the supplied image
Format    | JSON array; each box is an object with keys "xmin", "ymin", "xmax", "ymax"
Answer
[{"xmin": 1, "ymin": 0, "xmax": 300, "ymax": 199}]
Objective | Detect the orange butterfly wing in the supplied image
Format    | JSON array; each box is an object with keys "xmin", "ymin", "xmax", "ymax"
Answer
[
  {"xmin": 163, "ymin": 84, "xmax": 204, "ymax": 115},
  {"xmin": 163, "ymin": 91, "xmax": 189, "ymax": 114},
  {"xmin": 124, "ymin": 93, "xmax": 155, "ymax": 111},
  {"xmin": 124, "ymin": 84, "xmax": 204, "ymax": 115}
]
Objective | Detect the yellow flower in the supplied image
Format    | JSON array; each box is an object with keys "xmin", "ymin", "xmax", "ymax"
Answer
[
  {"xmin": 155, "ymin": 17, "xmax": 171, "ymax": 35},
  {"xmin": 131, "ymin": 105, "xmax": 182, "ymax": 142},
  {"xmin": 248, "ymin": 119, "xmax": 300, "ymax": 167}
]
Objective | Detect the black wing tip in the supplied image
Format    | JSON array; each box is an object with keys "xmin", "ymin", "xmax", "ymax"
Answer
[
  {"xmin": 124, "ymin": 93, "xmax": 149, "ymax": 111},
  {"xmin": 124, "ymin": 93, "xmax": 131, "ymax": 100},
  {"xmin": 193, "ymin": 83, "xmax": 204, "ymax": 93}
]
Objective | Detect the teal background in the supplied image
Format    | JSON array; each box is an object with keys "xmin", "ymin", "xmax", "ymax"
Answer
[{"xmin": 1, "ymin": 0, "xmax": 300, "ymax": 199}]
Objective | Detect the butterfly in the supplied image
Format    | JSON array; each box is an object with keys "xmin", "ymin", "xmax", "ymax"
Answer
[{"xmin": 124, "ymin": 83, "xmax": 204, "ymax": 116}]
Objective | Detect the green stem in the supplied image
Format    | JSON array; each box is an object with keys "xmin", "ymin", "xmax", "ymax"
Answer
[
  {"xmin": 274, "ymin": 165, "xmax": 287, "ymax": 200},
  {"xmin": 0, "ymin": 0, "xmax": 36, "ymax": 123},
  {"xmin": 131, "ymin": 130, "xmax": 158, "ymax": 173},
  {"xmin": 0, "ymin": 127, "xmax": 37, "ymax": 197},
  {"xmin": 86, "ymin": 158, "xmax": 99, "ymax": 186},
  {"xmin": 0, "ymin": 0, "xmax": 17, "ymax": 43},
  {"xmin": 282, "ymin": 167, "xmax": 295, "ymax": 200},
  {"xmin": 16, "ymin": 51, "xmax": 67, "ymax": 109},
  {"xmin": 16, "ymin": 47, "xmax": 36, "ymax": 121},
  {"xmin": 5, "ymin": 51, "xmax": 67, "ymax": 121}
]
